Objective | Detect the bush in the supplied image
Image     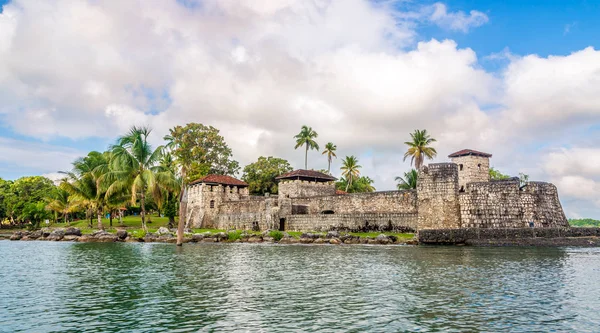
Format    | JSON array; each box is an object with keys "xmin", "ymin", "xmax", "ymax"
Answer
[
  {"xmin": 228, "ymin": 230, "xmax": 242, "ymax": 241},
  {"xmin": 130, "ymin": 230, "xmax": 146, "ymax": 238},
  {"xmin": 268, "ymin": 230, "xmax": 284, "ymax": 241}
]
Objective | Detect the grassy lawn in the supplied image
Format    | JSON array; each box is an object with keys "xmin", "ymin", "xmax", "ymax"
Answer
[{"xmin": 349, "ymin": 232, "xmax": 414, "ymax": 240}]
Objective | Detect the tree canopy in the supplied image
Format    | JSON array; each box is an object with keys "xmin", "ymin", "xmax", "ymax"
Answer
[
  {"xmin": 242, "ymin": 156, "xmax": 293, "ymax": 195},
  {"xmin": 403, "ymin": 129, "xmax": 437, "ymax": 170}
]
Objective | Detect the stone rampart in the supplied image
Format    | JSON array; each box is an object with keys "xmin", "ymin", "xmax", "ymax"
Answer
[
  {"xmin": 278, "ymin": 179, "xmax": 336, "ymax": 198},
  {"xmin": 417, "ymin": 163, "xmax": 461, "ymax": 229},
  {"xmin": 290, "ymin": 190, "xmax": 417, "ymax": 215},
  {"xmin": 459, "ymin": 180, "xmax": 568, "ymax": 228},
  {"xmin": 418, "ymin": 227, "xmax": 600, "ymax": 246},
  {"xmin": 286, "ymin": 213, "xmax": 417, "ymax": 232},
  {"xmin": 215, "ymin": 198, "xmax": 278, "ymax": 231}
]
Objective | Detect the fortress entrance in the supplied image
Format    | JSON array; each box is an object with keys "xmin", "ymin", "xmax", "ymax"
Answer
[{"xmin": 279, "ymin": 218, "xmax": 286, "ymax": 231}]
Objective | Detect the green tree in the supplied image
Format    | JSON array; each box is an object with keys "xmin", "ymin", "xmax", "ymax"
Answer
[
  {"xmin": 242, "ymin": 156, "xmax": 293, "ymax": 195},
  {"xmin": 340, "ymin": 155, "xmax": 361, "ymax": 192},
  {"xmin": 294, "ymin": 125, "xmax": 319, "ymax": 169},
  {"xmin": 20, "ymin": 201, "xmax": 52, "ymax": 230},
  {"xmin": 403, "ymin": 129, "xmax": 437, "ymax": 170},
  {"xmin": 322, "ymin": 142, "xmax": 337, "ymax": 173},
  {"xmin": 4, "ymin": 176, "xmax": 55, "ymax": 226},
  {"xmin": 45, "ymin": 186, "xmax": 81, "ymax": 226},
  {"xmin": 61, "ymin": 151, "xmax": 110, "ymax": 230},
  {"xmin": 395, "ymin": 169, "xmax": 418, "ymax": 190},
  {"xmin": 164, "ymin": 123, "xmax": 238, "ymax": 245},
  {"xmin": 106, "ymin": 126, "xmax": 177, "ymax": 232},
  {"xmin": 489, "ymin": 167, "xmax": 510, "ymax": 180},
  {"xmin": 336, "ymin": 176, "xmax": 375, "ymax": 193}
]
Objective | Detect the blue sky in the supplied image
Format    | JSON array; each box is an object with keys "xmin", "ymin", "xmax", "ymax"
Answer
[{"xmin": 0, "ymin": 0, "xmax": 599, "ymax": 218}]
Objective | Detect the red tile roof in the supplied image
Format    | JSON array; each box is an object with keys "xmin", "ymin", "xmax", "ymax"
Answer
[
  {"xmin": 275, "ymin": 169, "xmax": 337, "ymax": 181},
  {"xmin": 189, "ymin": 174, "xmax": 248, "ymax": 187},
  {"xmin": 448, "ymin": 149, "xmax": 492, "ymax": 158}
]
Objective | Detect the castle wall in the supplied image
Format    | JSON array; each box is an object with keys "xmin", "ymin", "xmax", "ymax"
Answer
[
  {"xmin": 290, "ymin": 190, "xmax": 417, "ymax": 215},
  {"xmin": 214, "ymin": 197, "xmax": 278, "ymax": 231},
  {"xmin": 459, "ymin": 180, "xmax": 569, "ymax": 228},
  {"xmin": 451, "ymin": 155, "xmax": 490, "ymax": 190},
  {"xmin": 286, "ymin": 213, "xmax": 417, "ymax": 232},
  {"xmin": 417, "ymin": 163, "xmax": 462, "ymax": 229},
  {"xmin": 278, "ymin": 180, "xmax": 336, "ymax": 198}
]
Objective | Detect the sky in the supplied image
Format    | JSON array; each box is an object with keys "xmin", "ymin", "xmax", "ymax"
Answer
[{"xmin": 0, "ymin": 0, "xmax": 599, "ymax": 219}]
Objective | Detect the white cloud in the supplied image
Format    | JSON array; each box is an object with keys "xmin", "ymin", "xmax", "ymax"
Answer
[
  {"xmin": 0, "ymin": 0, "xmax": 599, "ymax": 218},
  {"xmin": 426, "ymin": 2, "xmax": 489, "ymax": 32}
]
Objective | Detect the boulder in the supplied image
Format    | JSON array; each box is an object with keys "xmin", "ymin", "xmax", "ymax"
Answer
[
  {"xmin": 41, "ymin": 228, "xmax": 52, "ymax": 237},
  {"xmin": 247, "ymin": 236, "xmax": 262, "ymax": 243},
  {"xmin": 47, "ymin": 229, "xmax": 65, "ymax": 241},
  {"xmin": 329, "ymin": 238, "xmax": 341, "ymax": 245},
  {"xmin": 279, "ymin": 237, "xmax": 299, "ymax": 244},
  {"xmin": 263, "ymin": 236, "xmax": 274, "ymax": 242},
  {"xmin": 78, "ymin": 235, "xmax": 93, "ymax": 242},
  {"xmin": 343, "ymin": 238, "xmax": 360, "ymax": 245},
  {"xmin": 214, "ymin": 232, "xmax": 228, "ymax": 241},
  {"xmin": 313, "ymin": 238, "xmax": 327, "ymax": 244},
  {"xmin": 116, "ymin": 230, "xmax": 128, "ymax": 240},
  {"xmin": 10, "ymin": 231, "xmax": 23, "ymax": 240},
  {"xmin": 98, "ymin": 234, "xmax": 118, "ymax": 242},
  {"xmin": 376, "ymin": 234, "xmax": 391, "ymax": 244},
  {"xmin": 326, "ymin": 231, "xmax": 340, "ymax": 239},
  {"xmin": 29, "ymin": 230, "xmax": 43, "ymax": 239},
  {"xmin": 62, "ymin": 235, "xmax": 80, "ymax": 242},
  {"xmin": 201, "ymin": 237, "xmax": 216, "ymax": 242},
  {"xmin": 191, "ymin": 234, "xmax": 205, "ymax": 242},
  {"xmin": 156, "ymin": 227, "xmax": 171, "ymax": 235},
  {"xmin": 299, "ymin": 237, "xmax": 314, "ymax": 244},
  {"xmin": 64, "ymin": 227, "xmax": 82, "ymax": 236}
]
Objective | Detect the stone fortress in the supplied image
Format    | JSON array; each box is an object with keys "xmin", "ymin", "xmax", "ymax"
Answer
[{"xmin": 185, "ymin": 149, "xmax": 569, "ymax": 233}]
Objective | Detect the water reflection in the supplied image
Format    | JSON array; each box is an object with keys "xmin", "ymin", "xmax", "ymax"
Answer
[{"xmin": 0, "ymin": 242, "xmax": 598, "ymax": 332}]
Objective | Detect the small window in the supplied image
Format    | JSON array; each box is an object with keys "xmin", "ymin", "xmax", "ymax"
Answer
[
  {"xmin": 459, "ymin": 186, "xmax": 465, "ymax": 193},
  {"xmin": 209, "ymin": 200, "xmax": 215, "ymax": 208},
  {"xmin": 459, "ymin": 164, "xmax": 464, "ymax": 171},
  {"xmin": 210, "ymin": 186, "xmax": 213, "ymax": 192},
  {"xmin": 477, "ymin": 164, "xmax": 481, "ymax": 170}
]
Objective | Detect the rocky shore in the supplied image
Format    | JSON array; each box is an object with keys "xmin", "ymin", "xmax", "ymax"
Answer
[{"xmin": 5, "ymin": 227, "xmax": 417, "ymax": 245}]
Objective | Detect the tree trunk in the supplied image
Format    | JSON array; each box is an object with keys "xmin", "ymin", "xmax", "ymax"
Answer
[
  {"xmin": 140, "ymin": 191, "xmax": 147, "ymax": 232},
  {"xmin": 327, "ymin": 158, "xmax": 330, "ymax": 173},
  {"xmin": 119, "ymin": 210, "xmax": 124, "ymax": 226},
  {"xmin": 88, "ymin": 211, "xmax": 93, "ymax": 229},
  {"xmin": 177, "ymin": 169, "xmax": 188, "ymax": 246},
  {"xmin": 65, "ymin": 213, "xmax": 69, "ymax": 227},
  {"xmin": 109, "ymin": 211, "xmax": 113, "ymax": 228},
  {"xmin": 305, "ymin": 144, "xmax": 308, "ymax": 169},
  {"xmin": 97, "ymin": 208, "xmax": 103, "ymax": 230}
]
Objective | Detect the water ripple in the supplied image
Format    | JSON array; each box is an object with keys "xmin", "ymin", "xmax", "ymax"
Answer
[{"xmin": 0, "ymin": 242, "xmax": 599, "ymax": 332}]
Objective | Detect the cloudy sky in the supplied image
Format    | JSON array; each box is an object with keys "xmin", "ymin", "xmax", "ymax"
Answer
[{"xmin": 0, "ymin": 0, "xmax": 599, "ymax": 218}]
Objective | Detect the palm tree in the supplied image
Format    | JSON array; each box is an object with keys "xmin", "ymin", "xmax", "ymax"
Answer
[
  {"xmin": 45, "ymin": 187, "xmax": 81, "ymax": 226},
  {"xmin": 340, "ymin": 155, "xmax": 361, "ymax": 192},
  {"xmin": 106, "ymin": 126, "xmax": 176, "ymax": 232},
  {"xmin": 395, "ymin": 169, "xmax": 418, "ymax": 190},
  {"xmin": 322, "ymin": 142, "xmax": 337, "ymax": 173},
  {"xmin": 61, "ymin": 151, "xmax": 110, "ymax": 230},
  {"xmin": 403, "ymin": 129, "xmax": 437, "ymax": 170},
  {"xmin": 294, "ymin": 125, "xmax": 319, "ymax": 169}
]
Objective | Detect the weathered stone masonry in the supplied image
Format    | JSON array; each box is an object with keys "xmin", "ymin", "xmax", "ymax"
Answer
[{"xmin": 186, "ymin": 149, "xmax": 569, "ymax": 232}]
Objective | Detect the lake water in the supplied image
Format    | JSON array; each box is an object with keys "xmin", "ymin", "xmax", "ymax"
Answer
[{"xmin": 0, "ymin": 241, "xmax": 599, "ymax": 332}]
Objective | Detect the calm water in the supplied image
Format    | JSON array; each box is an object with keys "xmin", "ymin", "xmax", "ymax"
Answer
[{"xmin": 0, "ymin": 242, "xmax": 599, "ymax": 333}]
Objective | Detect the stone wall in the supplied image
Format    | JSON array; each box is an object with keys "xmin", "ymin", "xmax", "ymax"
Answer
[
  {"xmin": 186, "ymin": 183, "xmax": 250, "ymax": 228},
  {"xmin": 286, "ymin": 213, "xmax": 417, "ymax": 232},
  {"xmin": 417, "ymin": 163, "xmax": 462, "ymax": 229},
  {"xmin": 418, "ymin": 227, "xmax": 600, "ymax": 246},
  {"xmin": 451, "ymin": 155, "xmax": 490, "ymax": 191},
  {"xmin": 214, "ymin": 197, "xmax": 278, "ymax": 231},
  {"xmin": 459, "ymin": 180, "xmax": 569, "ymax": 228},
  {"xmin": 278, "ymin": 179, "xmax": 336, "ymax": 198},
  {"xmin": 290, "ymin": 190, "xmax": 417, "ymax": 215}
]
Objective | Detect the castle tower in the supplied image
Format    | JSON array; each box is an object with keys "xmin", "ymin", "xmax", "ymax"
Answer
[
  {"xmin": 276, "ymin": 169, "xmax": 337, "ymax": 199},
  {"xmin": 186, "ymin": 174, "xmax": 249, "ymax": 228},
  {"xmin": 448, "ymin": 149, "xmax": 492, "ymax": 192}
]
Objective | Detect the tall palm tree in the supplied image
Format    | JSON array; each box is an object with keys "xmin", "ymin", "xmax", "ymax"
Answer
[
  {"xmin": 294, "ymin": 125, "xmax": 319, "ymax": 169},
  {"xmin": 106, "ymin": 126, "xmax": 176, "ymax": 232},
  {"xmin": 61, "ymin": 151, "xmax": 110, "ymax": 230},
  {"xmin": 340, "ymin": 155, "xmax": 361, "ymax": 192},
  {"xmin": 395, "ymin": 169, "xmax": 418, "ymax": 190},
  {"xmin": 322, "ymin": 142, "xmax": 337, "ymax": 173},
  {"xmin": 403, "ymin": 129, "xmax": 437, "ymax": 170}
]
